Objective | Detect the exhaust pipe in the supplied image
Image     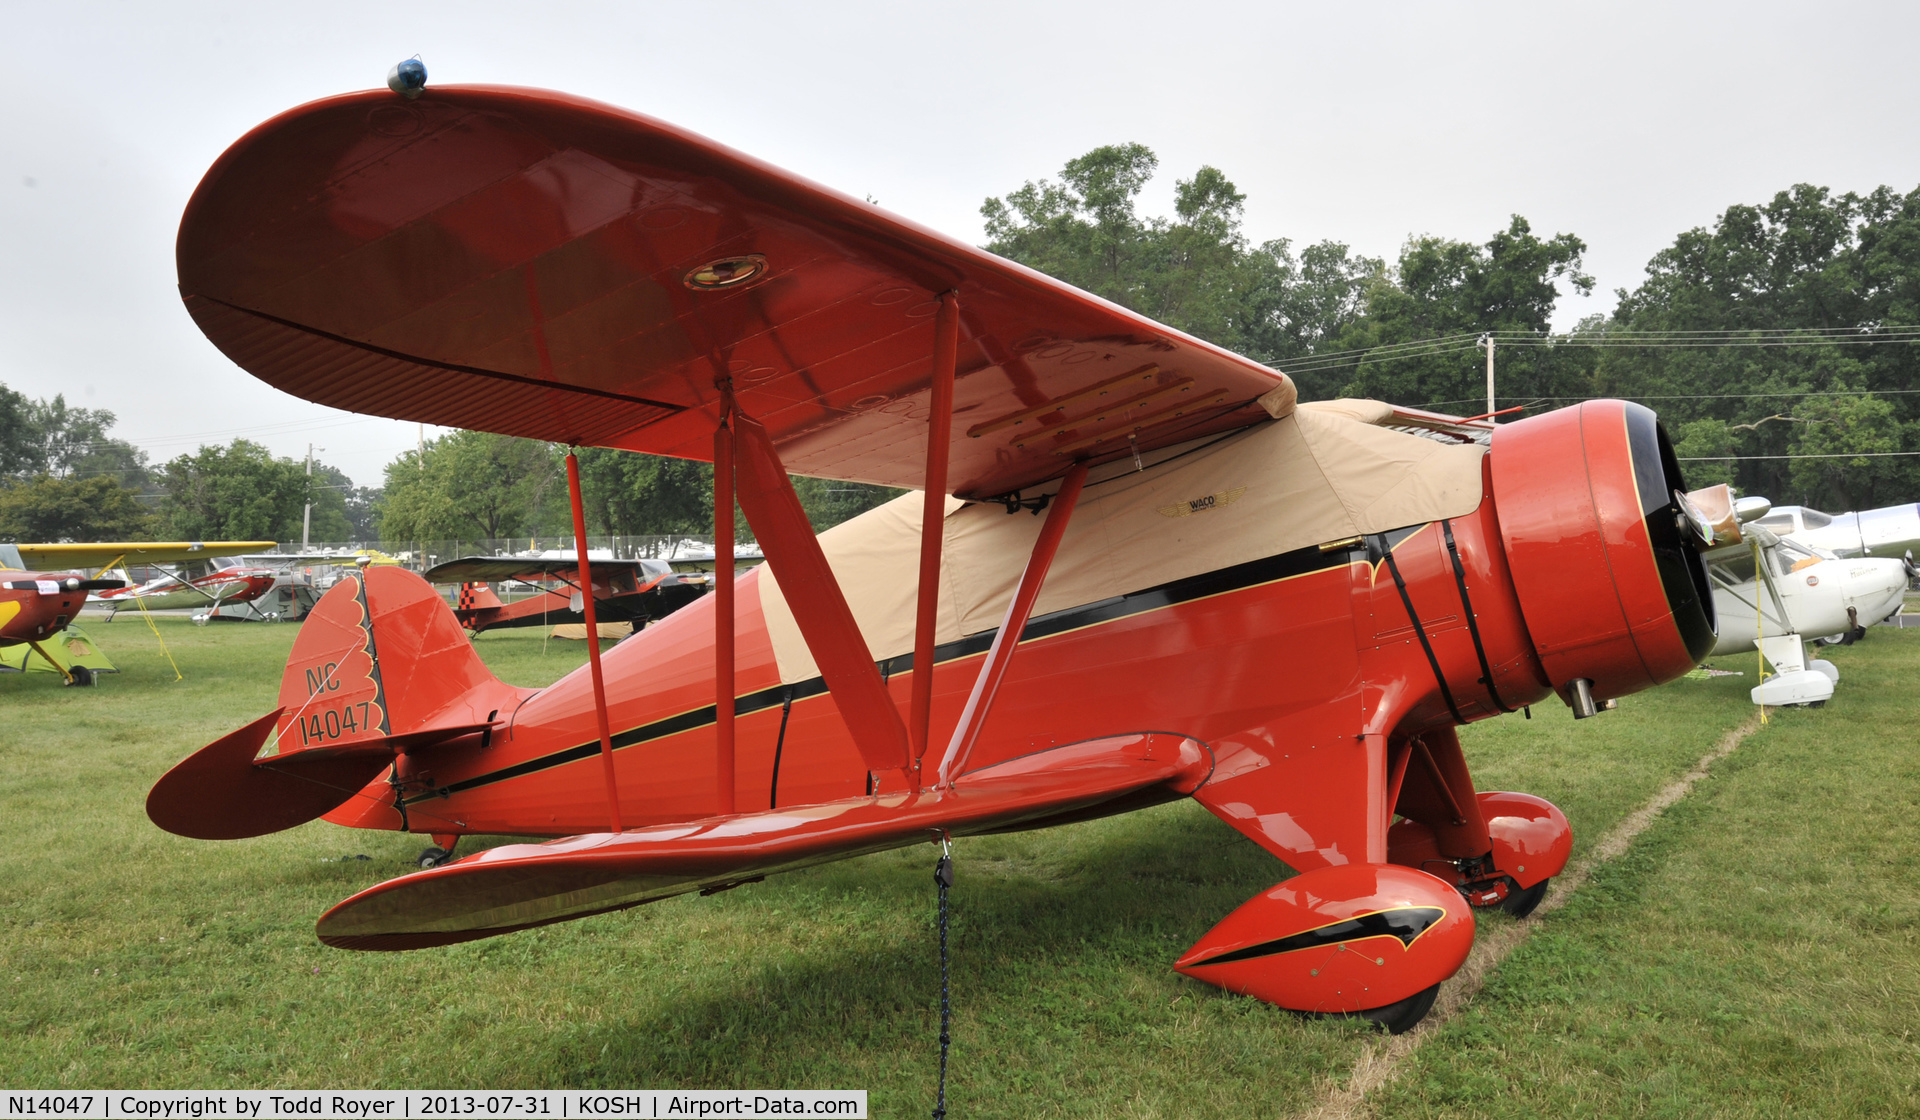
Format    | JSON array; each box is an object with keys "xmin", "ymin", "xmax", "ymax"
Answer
[{"xmin": 1566, "ymin": 678, "xmax": 1619, "ymax": 720}]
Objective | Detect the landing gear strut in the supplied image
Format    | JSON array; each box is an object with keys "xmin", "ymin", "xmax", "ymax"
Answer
[{"xmin": 416, "ymin": 833, "xmax": 461, "ymax": 868}]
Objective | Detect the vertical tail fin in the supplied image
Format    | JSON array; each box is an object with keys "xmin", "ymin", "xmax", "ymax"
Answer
[
  {"xmin": 278, "ymin": 567, "xmax": 524, "ymax": 751},
  {"xmin": 456, "ymin": 581, "xmax": 504, "ymax": 615},
  {"xmin": 148, "ymin": 568, "xmax": 531, "ymax": 840}
]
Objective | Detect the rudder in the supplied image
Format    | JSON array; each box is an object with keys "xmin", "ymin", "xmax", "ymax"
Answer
[
  {"xmin": 279, "ymin": 567, "xmax": 517, "ymax": 749},
  {"xmin": 148, "ymin": 568, "xmax": 531, "ymax": 840}
]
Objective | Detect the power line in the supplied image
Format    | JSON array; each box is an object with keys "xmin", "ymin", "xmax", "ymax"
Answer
[
  {"xmin": 1269, "ymin": 325, "xmax": 1920, "ymax": 376},
  {"xmin": 1419, "ymin": 388, "xmax": 1920, "ymax": 408},
  {"xmin": 1679, "ymin": 451, "xmax": 1920, "ymax": 461}
]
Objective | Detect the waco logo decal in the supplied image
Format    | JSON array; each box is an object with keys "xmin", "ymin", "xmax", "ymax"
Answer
[{"xmin": 1159, "ymin": 487, "xmax": 1247, "ymax": 519}]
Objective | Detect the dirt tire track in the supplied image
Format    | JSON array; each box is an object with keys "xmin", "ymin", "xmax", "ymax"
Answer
[{"xmin": 1294, "ymin": 713, "xmax": 1763, "ymax": 1120}]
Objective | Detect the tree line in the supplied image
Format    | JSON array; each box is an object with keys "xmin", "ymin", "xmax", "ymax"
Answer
[
  {"xmin": 6, "ymin": 153, "xmax": 1917, "ymax": 547},
  {"xmin": 0, "ymin": 387, "xmax": 376, "ymax": 543},
  {"xmin": 376, "ymin": 434, "xmax": 899, "ymax": 548},
  {"xmin": 983, "ymin": 146, "xmax": 1920, "ymax": 510}
]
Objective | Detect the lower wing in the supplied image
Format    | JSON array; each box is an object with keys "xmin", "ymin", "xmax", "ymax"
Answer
[{"xmin": 318, "ymin": 732, "xmax": 1211, "ymax": 950}]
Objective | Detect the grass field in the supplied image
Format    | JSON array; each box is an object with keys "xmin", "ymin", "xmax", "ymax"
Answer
[{"xmin": 1, "ymin": 615, "xmax": 1911, "ymax": 1116}]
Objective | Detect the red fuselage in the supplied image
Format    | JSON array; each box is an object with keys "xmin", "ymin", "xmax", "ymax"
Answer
[
  {"xmin": 95, "ymin": 567, "xmax": 277, "ymax": 613},
  {"xmin": 0, "ymin": 571, "xmax": 90, "ymax": 646},
  {"xmin": 324, "ymin": 402, "xmax": 1712, "ymax": 880}
]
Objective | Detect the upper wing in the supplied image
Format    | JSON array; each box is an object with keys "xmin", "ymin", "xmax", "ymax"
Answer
[
  {"xmin": 178, "ymin": 86, "xmax": 1290, "ymax": 500},
  {"xmin": 422, "ymin": 556, "xmax": 648, "ymax": 584},
  {"xmin": 17, "ymin": 541, "xmax": 279, "ymax": 571}
]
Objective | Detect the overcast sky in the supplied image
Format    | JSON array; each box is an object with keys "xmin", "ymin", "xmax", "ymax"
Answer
[{"xmin": 5, "ymin": 1, "xmax": 1917, "ymax": 487}]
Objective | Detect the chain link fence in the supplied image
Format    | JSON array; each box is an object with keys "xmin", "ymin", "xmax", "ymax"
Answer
[{"xmin": 262, "ymin": 535, "xmax": 749, "ymax": 573}]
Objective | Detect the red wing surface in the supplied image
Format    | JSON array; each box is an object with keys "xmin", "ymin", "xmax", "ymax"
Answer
[
  {"xmin": 317, "ymin": 733, "xmax": 1211, "ymax": 949},
  {"xmin": 178, "ymin": 87, "xmax": 1287, "ymax": 498}
]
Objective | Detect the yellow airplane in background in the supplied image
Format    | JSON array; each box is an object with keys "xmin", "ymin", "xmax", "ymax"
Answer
[{"xmin": 1, "ymin": 541, "xmax": 275, "ymax": 684}]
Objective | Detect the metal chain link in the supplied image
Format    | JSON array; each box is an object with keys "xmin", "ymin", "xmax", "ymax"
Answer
[{"xmin": 933, "ymin": 838, "xmax": 953, "ymax": 1120}]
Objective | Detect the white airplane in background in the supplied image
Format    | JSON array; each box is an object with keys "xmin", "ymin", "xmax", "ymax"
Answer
[
  {"xmin": 93, "ymin": 554, "xmax": 279, "ymax": 623},
  {"xmin": 1758, "ymin": 501, "xmax": 1920, "ymax": 569},
  {"xmin": 1690, "ymin": 489, "xmax": 1910, "ymax": 707}
]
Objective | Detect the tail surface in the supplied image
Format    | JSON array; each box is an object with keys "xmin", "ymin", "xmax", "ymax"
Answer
[
  {"xmin": 148, "ymin": 567, "xmax": 531, "ymax": 839},
  {"xmin": 453, "ymin": 581, "xmax": 504, "ymax": 629}
]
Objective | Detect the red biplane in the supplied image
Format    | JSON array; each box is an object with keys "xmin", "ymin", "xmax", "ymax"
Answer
[
  {"xmin": 425, "ymin": 554, "xmax": 701, "ymax": 635},
  {"xmin": 149, "ymin": 79, "xmax": 1717, "ymax": 1033}
]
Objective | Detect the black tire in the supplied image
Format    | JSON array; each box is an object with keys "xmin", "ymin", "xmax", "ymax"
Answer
[
  {"xmin": 1502, "ymin": 877, "xmax": 1551, "ymax": 919},
  {"xmin": 416, "ymin": 846, "xmax": 452, "ymax": 869},
  {"xmin": 1356, "ymin": 983, "xmax": 1441, "ymax": 1035},
  {"xmin": 65, "ymin": 666, "xmax": 94, "ymax": 688}
]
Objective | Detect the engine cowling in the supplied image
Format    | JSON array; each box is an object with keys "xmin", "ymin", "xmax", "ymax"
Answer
[{"xmin": 1489, "ymin": 400, "xmax": 1716, "ymax": 704}]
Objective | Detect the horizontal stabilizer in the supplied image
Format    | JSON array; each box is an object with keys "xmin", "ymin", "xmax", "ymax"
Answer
[
  {"xmin": 147, "ymin": 709, "xmax": 496, "ymax": 840},
  {"xmin": 317, "ymin": 732, "xmax": 1214, "ymax": 950}
]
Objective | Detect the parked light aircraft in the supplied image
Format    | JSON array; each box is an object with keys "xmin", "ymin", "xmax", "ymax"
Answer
[
  {"xmin": 1758, "ymin": 502, "xmax": 1920, "ymax": 568},
  {"xmin": 425, "ymin": 555, "xmax": 702, "ymax": 634},
  {"xmin": 0, "ymin": 543, "xmax": 122, "ymax": 685},
  {"xmin": 2, "ymin": 541, "xmax": 265, "ymax": 682},
  {"xmin": 212, "ymin": 551, "xmax": 406, "ymax": 622},
  {"xmin": 1687, "ymin": 489, "xmax": 1909, "ymax": 706},
  {"xmin": 148, "ymin": 80, "xmax": 1725, "ymax": 1033},
  {"xmin": 94, "ymin": 554, "xmax": 279, "ymax": 621}
]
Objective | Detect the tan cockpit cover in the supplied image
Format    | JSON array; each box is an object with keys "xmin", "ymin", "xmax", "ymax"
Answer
[{"xmin": 758, "ymin": 404, "xmax": 1488, "ymax": 684}]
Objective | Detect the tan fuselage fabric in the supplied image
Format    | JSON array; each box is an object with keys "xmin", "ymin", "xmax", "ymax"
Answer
[
  {"xmin": 756, "ymin": 406, "xmax": 1488, "ymax": 685},
  {"xmin": 1293, "ymin": 397, "xmax": 1397, "ymax": 426}
]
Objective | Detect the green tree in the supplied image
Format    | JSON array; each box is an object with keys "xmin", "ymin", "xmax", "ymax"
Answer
[
  {"xmin": 315, "ymin": 464, "xmax": 383, "ymax": 541},
  {"xmin": 0, "ymin": 382, "xmax": 37, "ymax": 477},
  {"xmin": 156, "ymin": 439, "xmax": 344, "ymax": 541},
  {"xmin": 1785, "ymin": 393, "xmax": 1907, "ymax": 510},
  {"xmin": 1323, "ymin": 216, "xmax": 1595, "ymax": 409},
  {"xmin": 981, "ymin": 144, "xmax": 1379, "ymax": 383},
  {"xmin": 574, "ymin": 447, "xmax": 901, "ymax": 537},
  {"xmin": 383, "ymin": 436, "xmax": 902, "ymax": 545},
  {"xmin": 1671, "ymin": 418, "xmax": 1737, "ymax": 490},
  {"xmin": 574, "ymin": 448, "xmax": 715, "ymax": 538},
  {"xmin": 27, "ymin": 395, "xmax": 149, "ymax": 487},
  {"xmin": 0, "ymin": 474, "xmax": 154, "ymax": 542},
  {"xmin": 1600, "ymin": 183, "xmax": 1920, "ymax": 508},
  {"xmin": 789, "ymin": 476, "xmax": 903, "ymax": 532},
  {"xmin": 379, "ymin": 431, "xmax": 566, "ymax": 544}
]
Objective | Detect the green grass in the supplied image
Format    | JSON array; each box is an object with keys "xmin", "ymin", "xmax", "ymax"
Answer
[
  {"xmin": 4, "ymin": 613, "xmax": 1881, "ymax": 1117},
  {"xmin": 1370, "ymin": 632, "xmax": 1920, "ymax": 1119}
]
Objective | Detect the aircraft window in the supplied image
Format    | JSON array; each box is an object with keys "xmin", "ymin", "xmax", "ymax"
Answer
[
  {"xmin": 1800, "ymin": 509, "xmax": 1835, "ymax": 529},
  {"xmin": 1756, "ymin": 514, "xmax": 1795, "ymax": 531},
  {"xmin": 1712, "ymin": 551, "xmax": 1757, "ymax": 584},
  {"xmin": 1776, "ymin": 538, "xmax": 1818, "ymax": 564},
  {"xmin": 640, "ymin": 559, "xmax": 671, "ymax": 577}
]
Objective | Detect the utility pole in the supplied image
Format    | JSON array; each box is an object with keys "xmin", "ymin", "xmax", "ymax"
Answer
[
  {"xmin": 1478, "ymin": 333, "xmax": 1496, "ymax": 419},
  {"xmin": 302, "ymin": 443, "xmax": 323, "ymax": 550}
]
